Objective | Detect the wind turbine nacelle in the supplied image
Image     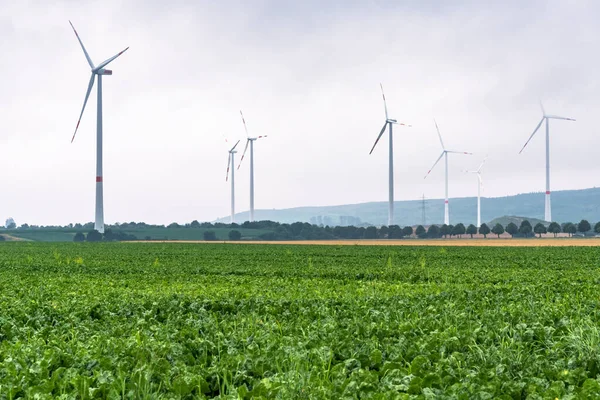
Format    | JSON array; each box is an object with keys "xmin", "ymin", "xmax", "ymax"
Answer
[{"xmin": 97, "ymin": 69, "xmax": 113, "ymax": 75}]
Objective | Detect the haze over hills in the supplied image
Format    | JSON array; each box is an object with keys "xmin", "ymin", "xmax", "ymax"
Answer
[{"xmin": 216, "ymin": 187, "xmax": 600, "ymax": 226}]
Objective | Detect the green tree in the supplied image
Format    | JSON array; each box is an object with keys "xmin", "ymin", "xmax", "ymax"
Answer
[
  {"xmin": 0, "ymin": 235, "xmax": 5, "ymax": 242},
  {"xmin": 548, "ymin": 222, "xmax": 561, "ymax": 237},
  {"xmin": 73, "ymin": 232, "xmax": 85, "ymax": 242},
  {"xmin": 452, "ymin": 223, "xmax": 466, "ymax": 238},
  {"xmin": 595, "ymin": 221, "xmax": 600, "ymax": 234},
  {"xmin": 378, "ymin": 225, "xmax": 389, "ymax": 239},
  {"xmin": 228, "ymin": 230, "xmax": 242, "ymax": 241},
  {"xmin": 203, "ymin": 231, "xmax": 217, "ymax": 241},
  {"xmin": 440, "ymin": 224, "xmax": 451, "ymax": 238},
  {"xmin": 415, "ymin": 225, "xmax": 426, "ymax": 238},
  {"xmin": 491, "ymin": 223, "xmax": 504, "ymax": 238},
  {"xmin": 478, "ymin": 223, "xmax": 491, "ymax": 238},
  {"xmin": 388, "ymin": 225, "xmax": 403, "ymax": 239},
  {"xmin": 364, "ymin": 226, "xmax": 378, "ymax": 239},
  {"xmin": 506, "ymin": 222, "xmax": 518, "ymax": 237},
  {"xmin": 563, "ymin": 222, "xmax": 576, "ymax": 237},
  {"xmin": 427, "ymin": 224, "xmax": 441, "ymax": 238},
  {"xmin": 519, "ymin": 220, "xmax": 532, "ymax": 237},
  {"xmin": 578, "ymin": 219, "xmax": 591, "ymax": 234},
  {"xmin": 466, "ymin": 224, "xmax": 477, "ymax": 238},
  {"xmin": 402, "ymin": 226, "xmax": 413, "ymax": 237},
  {"xmin": 534, "ymin": 223, "xmax": 547, "ymax": 238},
  {"xmin": 190, "ymin": 220, "xmax": 201, "ymax": 228},
  {"xmin": 86, "ymin": 230, "xmax": 103, "ymax": 242}
]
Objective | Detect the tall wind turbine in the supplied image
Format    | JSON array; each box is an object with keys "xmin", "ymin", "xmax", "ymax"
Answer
[
  {"xmin": 519, "ymin": 103, "xmax": 575, "ymax": 222},
  {"xmin": 69, "ymin": 21, "xmax": 129, "ymax": 234},
  {"xmin": 465, "ymin": 157, "xmax": 487, "ymax": 227},
  {"xmin": 225, "ymin": 139, "xmax": 241, "ymax": 223},
  {"xmin": 424, "ymin": 120, "xmax": 472, "ymax": 225},
  {"xmin": 237, "ymin": 111, "xmax": 267, "ymax": 222},
  {"xmin": 368, "ymin": 84, "xmax": 411, "ymax": 227}
]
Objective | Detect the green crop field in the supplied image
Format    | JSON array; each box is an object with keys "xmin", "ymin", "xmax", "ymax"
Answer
[{"xmin": 1, "ymin": 243, "xmax": 600, "ymax": 398}]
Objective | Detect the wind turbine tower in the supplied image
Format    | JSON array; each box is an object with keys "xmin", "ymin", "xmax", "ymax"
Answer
[
  {"xmin": 237, "ymin": 111, "xmax": 267, "ymax": 222},
  {"xmin": 68, "ymin": 21, "xmax": 129, "ymax": 234},
  {"xmin": 519, "ymin": 103, "xmax": 575, "ymax": 222},
  {"xmin": 465, "ymin": 157, "xmax": 487, "ymax": 227},
  {"xmin": 424, "ymin": 120, "xmax": 472, "ymax": 225},
  {"xmin": 226, "ymin": 140, "xmax": 241, "ymax": 223},
  {"xmin": 369, "ymin": 84, "xmax": 411, "ymax": 226}
]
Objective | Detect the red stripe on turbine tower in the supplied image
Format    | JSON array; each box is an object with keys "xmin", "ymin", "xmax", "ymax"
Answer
[
  {"xmin": 96, "ymin": 176, "xmax": 103, "ymax": 182},
  {"xmin": 546, "ymin": 191, "xmax": 550, "ymax": 195},
  {"xmin": 445, "ymin": 200, "xmax": 449, "ymax": 204}
]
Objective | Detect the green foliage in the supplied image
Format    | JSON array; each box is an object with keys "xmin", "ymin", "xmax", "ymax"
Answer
[
  {"xmin": 451, "ymin": 223, "xmax": 466, "ymax": 238},
  {"xmin": 203, "ymin": 230, "xmax": 217, "ymax": 241},
  {"xmin": 534, "ymin": 222, "xmax": 547, "ymax": 237},
  {"xmin": 548, "ymin": 222, "xmax": 561, "ymax": 237},
  {"xmin": 427, "ymin": 224, "xmax": 440, "ymax": 238},
  {"xmin": 401, "ymin": 225, "xmax": 413, "ymax": 237},
  {"xmin": 578, "ymin": 219, "xmax": 592, "ymax": 233},
  {"xmin": 595, "ymin": 222, "xmax": 600, "ymax": 234},
  {"xmin": 73, "ymin": 232, "xmax": 85, "ymax": 242},
  {"xmin": 364, "ymin": 226, "xmax": 378, "ymax": 239},
  {"xmin": 479, "ymin": 223, "xmax": 491, "ymax": 238},
  {"xmin": 519, "ymin": 220, "xmax": 533, "ymax": 237},
  {"xmin": 86, "ymin": 230, "xmax": 102, "ymax": 242},
  {"xmin": 440, "ymin": 224, "xmax": 451, "ymax": 238},
  {"xmin": 388, "ymin": 225, "xmax": 403, "ymax": 239},
  {"xmin": 415, "ymin": 225, "xmax": 426, "ymax": 238},
  {"xmin": 228, "ymin": 230, "xmax": 242, "ymax": 241},
  {"xmin": 0, "ymin": 243, "xmax": 600, "ymax": 397},
  {"xmin": 491, "ymin": 223, "xmax": 504, "ymax": 238},
  {"xmin": 466, "ymin": 224, "xmax": 477, "ymax": 238},
  {"xmin": 563, "ymin": 222, "xmax": 577, "ymax": 236},
  {"xmin": 506, "ymin": 222, "xmax": 519, "ymax": 237}
]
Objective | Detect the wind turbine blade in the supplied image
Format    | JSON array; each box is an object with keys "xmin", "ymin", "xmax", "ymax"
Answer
[
  {"xmin": 226, "ymin": 153, "xmax": 231, "ymax": 181},
  {"xmin": 447, "ymin": 150, "xmax": 473, "ymax": 155},
  {"xmin": 392, "ymin": 122, "xmax": 412, "ymax": 127},
  {"xmin": 380, "ymin": 83, "xmax": 389, "ymax": 120},
  {"xmin": 230, "ymin": 139, "xmax": 241, "ymax": 151},
  {"xmin": 240, "ymin": 110, "xmax": 249, "ymax": 137},
  {"xmin": 369, "ymin": 122, "xmax": 388, "ymax": 155},
  {"xmin": 434, "ymin": 119, "xmax": 445, "ymax": 149},
  {"xmin": 519, "ymin": 117, "xmax": 544, "ymax": 154},
  {"xmin": 424, "ymin": 151, "xmax": 445, "ymax": 179},
  {"xmin": 546, "ymin": 115, "xmax": 576, "ymax": 121},
  {"xmin": 95, "ymin": 47, "xmax": 130, "ymax": 70},
  {"xmin": 71, "ymin": 73, "xmax": 96, "ymax": 143},
  {"xmin": 540, "ymin": 100, "xmax": 546, "ymax": 116},
  {"xmin": 257, "ymin": 135, "xmax": 267, "ymax": 139},
  {"xmin": 69, "ymin": 21, "xmax": 94, "ymax": 68},
  {"xmin": 477, "ymin": 157, "xmax": 487, "ymax": 172},
  {"xmin": 237, "ymin": 139, "xmax": 250, "ymax": 169}
]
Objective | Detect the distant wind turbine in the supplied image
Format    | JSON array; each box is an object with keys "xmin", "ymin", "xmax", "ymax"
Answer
[
  {"xmin": 237, "ymin": 111, "xmax": 267, "ymax": 222},
  {"xmin": 464, "ymin": 157, "xmax": 487, "ymax": 228},
  {"xmin": 368, "ymin": 84, "xmax": 411, "ymax": 227},
  {"xmin": 424, "ymin": 120, "xmax": 472, "ymax": 225},
  {"xmin": 225, "ymin": 139, "xmax": 241, "ymax": 223},
  {"xmin": 68, "ymin": 21, "xmax": 129, "ymax": 234},
  {"xmin": 519, "ymin": 102, "xmax": 575, "ymax": 222}
]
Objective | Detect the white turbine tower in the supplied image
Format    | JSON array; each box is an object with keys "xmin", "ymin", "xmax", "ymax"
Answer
[
  {"xmin": 519, "ymin": 103, "xmax": 575, "ymax": 222},
  {"xmin": 465, "ymin": 157, "xmax": 487, "ymax": 228},
  {"xmin": 424, "ymin": 120, "xmax": 472, "ymax": 225},
  {"xmin": 369, "ymin": 84, "xmax": 411, "ymax": 227},
  {"xmin": 225, "ymin": 139, "xmax": 241, "ymax": 223},
  {"xmin": 69, "ymin": 21, "xmax": 129, "ymax": 234},
  {"xmin": 237, "ymin": 111, "xmax": 267, "ymax": 222}
]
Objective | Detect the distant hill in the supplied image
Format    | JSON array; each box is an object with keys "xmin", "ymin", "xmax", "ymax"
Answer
[{"xmin": 217, "ymin": 187, "xmax": 600, "ymax": 226}]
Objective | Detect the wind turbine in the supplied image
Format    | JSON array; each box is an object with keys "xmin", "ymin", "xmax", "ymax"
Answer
[
  {"xmin": 237, "ymin": 111, "xmax": 267, "ymax": 222},
  {"xmin": 225, "ymin": 139, "xmax": 241, "ymax": 223},
  {"xmin": 424, "ymin": 120, "xmax": 472, "ymax": 225},
  {"xmin": 519, "ymin": 102, "xmax": 575, "ymax": 222},
  {"xmin": 464, "ymin": 157, "xmax": 487, "ymax": 227},
  {"xmin": 368, "ymin": 83, "xmax": 411, "ymax": 227},
  {"xmin": 68, "ymin": 21, "xmax": 129, "ymax": 234}
]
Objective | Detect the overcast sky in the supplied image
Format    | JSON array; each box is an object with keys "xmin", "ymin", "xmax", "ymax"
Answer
[{"xmin": 1, "ymin": 0, "xmax": 598, "ymax": 225}]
